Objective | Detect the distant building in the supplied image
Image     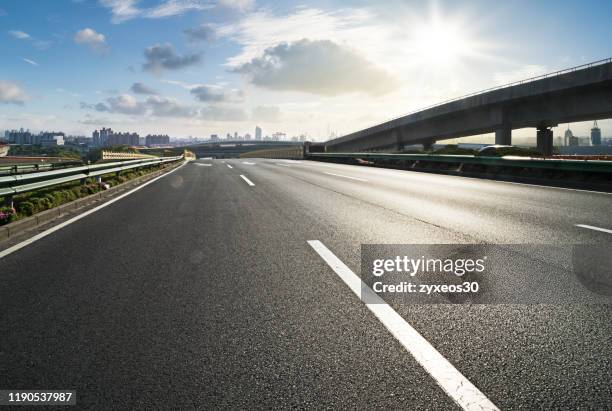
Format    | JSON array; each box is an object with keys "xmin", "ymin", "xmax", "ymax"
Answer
[
  {"xmin": 591, "ymin": 120, "xmax": 602, "ymax": 145},
  {"xmin": 40, "ymin": 133, "xmax": 65, "ymax": 146},
  {"xmin": 145, "ymin": 134, "xmax": 170, "ymax": 146},
  {"xmin": 255, "ymin": 126, "xmax": 262, "ymax": 140},
  {"xmin": 564, "ymin": 126, "xmax": 579, "ymax": 146},
  {"xmin": 271, "ymin": 132, "xmax": 286, "ymax": 141},
  {"xmin": 7, "ymin": 129, "xmax": 33, "ymax": 144},
  {"xmin": 108, "ymin": 132, "xmax": 139, "ymax": 146},
  {"xmin": 210, "ymin": 134, "xmax": 219, "ymax": 141},
  {"xmin": 92, "ymin": 130, "xmax": 100, "ymax": 146}
]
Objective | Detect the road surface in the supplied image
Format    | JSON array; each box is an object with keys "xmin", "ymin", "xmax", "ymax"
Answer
[{"xmin": 1, "ymin": 159, "xmax": 611, "ymax": 409}]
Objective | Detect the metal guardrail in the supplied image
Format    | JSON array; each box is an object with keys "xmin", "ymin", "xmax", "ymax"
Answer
[
  {"xmin": 0, "ymin": 161, "xmax": 82, "ymax": 176},
  {"xmin": 307, "ymin": 153, "xmax": 612, "ymax": 174},
  {"xmin": 0, "ymin": 156, "xmax": 183, "ymax": 197}
]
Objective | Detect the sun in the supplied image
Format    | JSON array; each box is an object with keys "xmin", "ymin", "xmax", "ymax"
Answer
[{"xmin": 410, "ymin": 16, "xmax": 473, "ymax": 65}]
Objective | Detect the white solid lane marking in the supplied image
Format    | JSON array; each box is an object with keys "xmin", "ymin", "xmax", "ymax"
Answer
[
  {"xmin": 0, "ymin": 162, "xmax": 188, "ymax": 260},
  {"xmin": 195, "ymin": 163, "xmax": 212, "ymax": 166},
  {"xmin": 307, "ymin": 240, "xmax": 499, "ymax": 411},
  {"xmin": 275, "ymin": 163, "xmax": 291, "ymax": 167},
  {"xmin": 323, "ymin": 172, "xmax": 369, "ymax": 182},
  {"xmin": 240, "ymin": 175, "xmax": 255, "ymax": 186},
  {"xmin": 227, "ymin": 164, "xmax": 233, "ymax": 169},
  {"xmin": 242, "ymin": 161, "xmax": 256, "ymax": 165},
  {"xmin": 575, "ymin": 224, "xmax": 612, "ymax": 234}
]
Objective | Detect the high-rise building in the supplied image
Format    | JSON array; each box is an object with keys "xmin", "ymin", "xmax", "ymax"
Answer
[
  {"xmin": 564, "ymin": 126, "xmax": 579, "ymax": 146},
  {"xmin": 591, "ymin": 120, "xmax": 602, "ymax": 146},
  {"xmin": 145, "ymin": 134, "xmax": 170, "ymax": 146},
  {"xmin": 255, "ymin": 126, "xmax": 262, "ymax": 140}
]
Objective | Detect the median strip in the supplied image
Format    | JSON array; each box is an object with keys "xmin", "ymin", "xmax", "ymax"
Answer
[
  {"xmin": 307, "ymin": 240, "xmax": 499, "ymax": 411},
  {"xmin": 240, "ymin": 175, "xmax": 255, "ymax": 186}
]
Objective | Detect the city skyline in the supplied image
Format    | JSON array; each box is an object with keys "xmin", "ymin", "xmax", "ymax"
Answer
[{"xmin": 1, "ymin": 0, "xmax": 612, "ymax": 141}]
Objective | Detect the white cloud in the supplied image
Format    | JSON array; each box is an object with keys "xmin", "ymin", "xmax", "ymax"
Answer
[
  {"xmin": 217, "ymin": 0, "xmax": 254, "ymax": 12},
  {"xmin": 145, "ymin": 0, "xmax": 214, "ymax": 18},
  {"xmin": 252, "ymin": 105, "xmax": 281, "ymax": 122},
  {"xmin": 21, "ymin": 57, "xmax": 39, "ymax": 66},
  {"xmin": 74, "ymin": 28, "xmax": 108, "ymax": 51},
  {"xmin": 8, "ymin": 30, "xmax": 30, "ymax": 39},
  {"xmin": 98, "ymin": 0, "xmax": 141, "ymax": 23},
  {"xmin": 234, "ymin": 39, "xmax": 397, "ymax": 96},
  {"xmin": 0, "ymin": 80, "xmax": 28, "ymax": 104},
  {"xmin": 81, "ymin": 92, "xmax": 247, "ymax": 121},
  {"xmin": 99, "ymin": 0, "xmax": 238, "ymax": 23}
]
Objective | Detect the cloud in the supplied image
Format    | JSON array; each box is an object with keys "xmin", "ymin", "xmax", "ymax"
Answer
[
  {"xmin": 9, "ymin": 30, "xmax": 30, "ymax": 39},
  {"xmin": 146, "ymin": 0, "xmax": 214, "ymax": 19},
  {"xmin": 99, "ymin": 0, "xmax": 141, "ymax": 23},
  {"xmin": 200, "ymin": 106, "xmax": 247, "ymax": 121},
  {"xmin": 82, "ymin": 94, "xmax": 146, "ymax": 114},
  {"xmin": 233, "ymin": 39, "xmax": 398, "ymax": 96},
  {"xmin": 142, "ymin": 43, "xmax": 201, "ymax": 73},
  {"xmin": 190, "ymin": 84, "xmax": 242, "ymax": 102},
  {"xmin": 8, "ymin": 30, "xmax": 52, "ymax": 50},
  {"xmin": 145, "ymin": 95, "xmax": 196, "ymax": 117},
  {"xmin": 81, "ymin": 92, "xmax": 247, "ymax": 121},
  {"xmin": 0, "ymin": 80, "xmax": 28, "ymax": 105},
  {"xmin": 74, "ymin": 28, "xmax": 108, "ymax": 51},
  {"xmin": 130, "ymin": 82, "xmax": 159, "ymax": 95},
  {"xmin": 217, "ymin": 0, "xmax": 254, "ymax": 12},
  {"xmin": 100, "ymin": 0, "xmax": 225, "ymax": 23},
  {"xmin": 80, "ymin": 113, "xmax": 113, "ymax": 125},
  {"xmin": 252, "ymin": 105, "xmax": 281, "ymax": 122},
  {"xmin": 21, "ymin": 57, "xmax": 39, "ymax": 66},
  {"xmin": 184, "ymin": 24, "xmax": 216, "ymax": 42}
]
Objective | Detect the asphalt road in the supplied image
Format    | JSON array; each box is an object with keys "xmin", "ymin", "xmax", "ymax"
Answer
[{"xmin": 1, "ymin": 159, "xmax": 611, "ymax": 409}]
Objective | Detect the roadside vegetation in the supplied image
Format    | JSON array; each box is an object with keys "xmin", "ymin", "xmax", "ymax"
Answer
[
  {"xmin": 0, "ymin": 163, "xmax": 170, "ymax": 226},
  {"xmin": 8, "ymin": 145, "xmax": 82, "ymax": 159}
]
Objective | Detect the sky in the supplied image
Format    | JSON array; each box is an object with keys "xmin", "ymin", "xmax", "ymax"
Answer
[{"xmin": 1, "ymin": 0, "xmax": 611, "ymax": 142}]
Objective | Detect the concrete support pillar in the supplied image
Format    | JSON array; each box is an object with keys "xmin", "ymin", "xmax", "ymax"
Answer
[
  {"xmin": 495, "ymin": 126, "xmax": 512, "ymax": 145},
  {"xmin": 537, "ymin": 127, "xmax": 553, "ymax": 157}
]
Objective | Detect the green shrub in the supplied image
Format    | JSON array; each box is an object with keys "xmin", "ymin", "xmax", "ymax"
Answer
[{"xmin": 18, "ymin": 202, "xmax": 34, "ymax": 216}]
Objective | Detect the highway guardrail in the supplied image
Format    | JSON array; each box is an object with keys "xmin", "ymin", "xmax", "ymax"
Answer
[
  {"xmin": 0, "ymin": 155, "xmax": 183, "ymax": 197},
  {"xmin": 306, "ymin": 153, "xmax": 612, "ymax": 174}
]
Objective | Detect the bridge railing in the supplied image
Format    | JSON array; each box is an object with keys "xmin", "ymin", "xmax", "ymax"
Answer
[
  {"xmin": 337, "ymin": 57, "xmax": 612, "ymax": 139},
  {"xmin": 0, "ymin": 155, "xmax": 184, "ymax": 197}
]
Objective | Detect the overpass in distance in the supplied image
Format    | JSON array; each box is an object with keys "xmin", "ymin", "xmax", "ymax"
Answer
[
  {"xmin": 325, "ymin": 58, "xmax": 612, "ymax": 156},
  {"xmin": 183, "ymin": 140, "xmax": 302, "ymax": 158}
]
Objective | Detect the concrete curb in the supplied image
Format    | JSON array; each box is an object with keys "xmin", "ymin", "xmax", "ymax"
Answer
[{"xmin": 0, "ymin": 162, "xmax": 182, "ymax": 242}]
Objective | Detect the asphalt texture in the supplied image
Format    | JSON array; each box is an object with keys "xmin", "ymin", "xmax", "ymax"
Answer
[{"xmin": 1, "ymin": 158, "xmax": 611, "ymax": 409}]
